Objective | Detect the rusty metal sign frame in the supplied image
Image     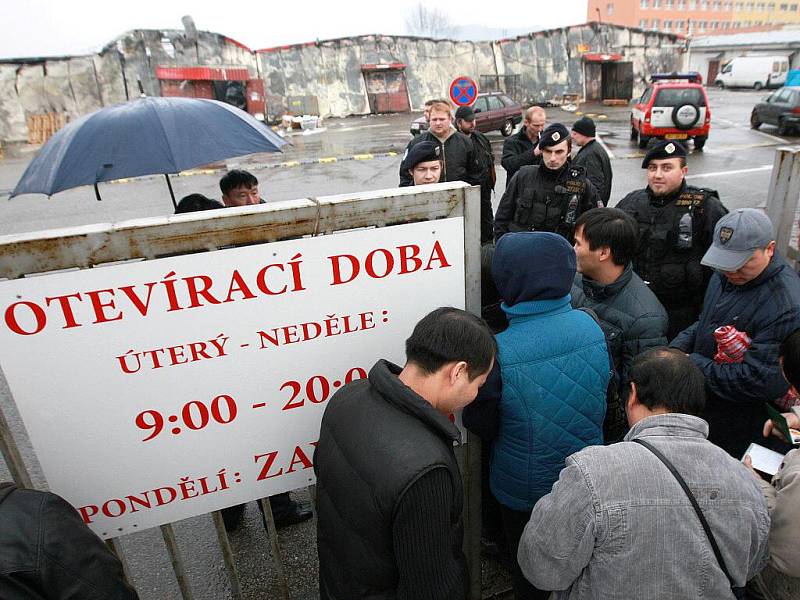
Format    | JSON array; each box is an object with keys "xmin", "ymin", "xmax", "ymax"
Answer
[{"xmin": 0, "ymin": 182, "xmax": 483, "ymax": 600}]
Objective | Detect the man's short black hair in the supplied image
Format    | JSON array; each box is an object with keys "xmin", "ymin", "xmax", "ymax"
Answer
[
  {"xmin": 575, "ymin": 208, "xmax": 638, "ymax": 266},
  {"xmin": 220, "ymin": 170, "xmax": 258, "ymax": 195},
  {"xmin": 405, "ymin": 307, "xmax": 496, "ymax": 380},
  {"xmin": 625, "ymin": 347, "xmax": 706, "ymax": 416},
  {"xmin": 175, "ymin": 194, "xmax": 224, "ymax": 214},
  {"xmin": 780, "ymin": 329, "xmax": 800, "ymax": 390}
]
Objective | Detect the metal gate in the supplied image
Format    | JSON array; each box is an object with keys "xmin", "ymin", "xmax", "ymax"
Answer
[
  {"xmin": 362, "ymin": 65, "xmax": 411, "ymax": 114},
  {"xmin": 0, "ymin": 182, "xmax": 483, "ymax": 600}
]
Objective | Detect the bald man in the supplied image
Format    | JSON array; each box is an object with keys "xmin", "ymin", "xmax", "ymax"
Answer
[{"xmin": 501, "ymin": 106, "xmax": 545, "ymax": 188}]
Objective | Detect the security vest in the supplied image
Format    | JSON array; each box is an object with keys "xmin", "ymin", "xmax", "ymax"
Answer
[{"xmin": 620, "ymin": 183, "xmax": 718, "ymax": 304}]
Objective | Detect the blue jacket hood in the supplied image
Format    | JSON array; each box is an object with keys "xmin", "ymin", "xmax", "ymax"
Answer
[{"xmin": 492, "ymin": 232, "xmax": 577, "ymax": 306}]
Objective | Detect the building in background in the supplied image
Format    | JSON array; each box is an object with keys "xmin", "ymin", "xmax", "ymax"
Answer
[{"xmin": 588, "ymin": 0, "xmax": 800, "ymax": 35}]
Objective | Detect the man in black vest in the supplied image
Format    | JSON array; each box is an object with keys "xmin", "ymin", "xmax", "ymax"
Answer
[
  {"xmin": 617, "ymin": 141, "xmax": 728, "ymax": 339},
  {"xmin": 494, "ymin": 123, "xmax": 601, "ymax": 244},
  {"xmin": 315, "ymin": 307, "xmax": 496, "ymax": 600}
]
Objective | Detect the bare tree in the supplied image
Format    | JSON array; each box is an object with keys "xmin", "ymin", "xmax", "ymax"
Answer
[{"xmin": 405, "ymin": 3, "xmax": 458, "ymax": 39}]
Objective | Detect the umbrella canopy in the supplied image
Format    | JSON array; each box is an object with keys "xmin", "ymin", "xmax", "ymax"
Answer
[{"xmin": 11, "ymin": 97, "xmax": 287, "ymax": 198}]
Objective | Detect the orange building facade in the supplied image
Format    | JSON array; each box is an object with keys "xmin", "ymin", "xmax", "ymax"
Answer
[{"xmin": 588, "ymin": 0, "xmax": 800, "ymax": 34}]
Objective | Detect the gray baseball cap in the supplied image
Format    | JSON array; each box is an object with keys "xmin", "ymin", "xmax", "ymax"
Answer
[{"xmin": 701, "ymin": 208, "xmax": 775, "ymax": 271}]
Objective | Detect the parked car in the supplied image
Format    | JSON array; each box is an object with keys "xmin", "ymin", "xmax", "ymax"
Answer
[
  {"xmin": 715, "ymin": 55, "xmax": 789, "ymax": 90},
  {"xmin": 630, "ymin": 73, "xmax": 711, "ymax": 150},
  {"xmin": 410, "ymin": 92, "xmax": 523, "ymax": 136},
  {"xmin": 750, "ymin": 86, "xmax": 800, "ymax": 135}
]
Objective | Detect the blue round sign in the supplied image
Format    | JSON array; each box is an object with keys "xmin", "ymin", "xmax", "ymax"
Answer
[{"xmin": 449, "ymin": 77, "xmax": 478, "ymax": 107}]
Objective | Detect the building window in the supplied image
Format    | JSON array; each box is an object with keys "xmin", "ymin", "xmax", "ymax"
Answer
[
  {"xmin": 711, "ymin": 19, "xmax": 719, "ymax": 27},
  {"xmin": 666, "ymin": 0, "xmax": 673, "ymax": 7},
  {"xmin": 640, "ymin": 18, "xmax": 648, "ymax": 27},
  {"xmin": 607, "ymin": 2, "xmax": 615, "ymax": 14},
  {"xmin": 780, "ymin": 2, "xmax": 788, "ymax": 9},
  {"xmin": 768, "ymin": 2, "xmax": 775, "ymax": 9},
  {"xmin": 641, "ymin": 0, "xmax": 649, "ymax": 7},
  {"xmin": 724, "ymin": 1, "xmax": 733, "ymax": 9},
  {"xmin": 790, "ymin": 2, "xmax": 798, "ymax": 8},
  {"xmin": 757, "ymin": 1, "xmax": 765, "ymax": 8},
  {"xmin": 664, "ymin": 18, "xmax": 673, "ymax": 28},
  {"xmin": 652, "ymin": 18, "xmax": 661, "ymax": 28},
  {"xmin": 747, "ymin": 1, "xmax": 754, "ymax": 8},
  {"xmin": 653, "ymin": 0, "xmax": 661, "ymax": 7},
  {"xmin": 735, "ymin": 1, "xmax": 743, "ymax": 9},
  {"xmin": 678, "ymin": 0, "xmax": 686, "ymax": 7},
  {"xmin": 700, "ymin": 0, "xmax": 708, "ymax": 8},
  {"xmin": 713, "ymin": 0, "xmax": 722, "ymax": 8}
]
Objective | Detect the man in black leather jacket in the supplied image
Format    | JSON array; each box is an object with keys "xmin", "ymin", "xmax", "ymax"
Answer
[{"xmin": 0, "ymin": 482, "xmax": 138, "ymax": 599}]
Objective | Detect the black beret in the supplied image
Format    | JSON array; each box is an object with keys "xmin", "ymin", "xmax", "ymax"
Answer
[
  {"xmin": 402, "ymin": 141, "xmax": 441, "ymax": 171},
  {"xmin": 572, "ymin": 116, "xmax": 596, "ymax": 137},
  {"xmin": 538, "ymin": 123, "xmax": 570, "ymax": 149},
  {"xmin": 641, "ymin": 139, "xmax": 687, "ymax": 167},
  {"xmin": 455, "ymin": 105, "xmax": 476, "ymax": 121}
]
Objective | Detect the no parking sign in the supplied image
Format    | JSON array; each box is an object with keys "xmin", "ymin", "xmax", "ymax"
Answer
[{"xmin": 449, "ymin": 76, "xmax": 478, "ymax": 107}]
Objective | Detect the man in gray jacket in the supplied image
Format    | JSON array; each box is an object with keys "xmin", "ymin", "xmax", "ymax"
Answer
[
  {"xmin": 518, "ymin": 347, "xmax": 770, "ymax": 600},
  {"xmin": 571, "ymin": 207, "xmax": 668, "ymax": 441}
]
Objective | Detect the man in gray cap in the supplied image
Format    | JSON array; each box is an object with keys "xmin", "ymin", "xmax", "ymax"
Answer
[
  {"xmin": 617, "ymin": 140, "xmax": 728, "ymax": 339},
  {"xmin": 571, "ymin": 116, "xmax": 612, "ymax": 206},
  {"xmin": 494, "ymin": 123, "xmax": 601, "ymax": 244},
  {"xmin": 455, "ymin": 105, "xmax": 495, "ymax": 243},
  {"xmin": 672, "ymin": 208, "xmax": 800, "ymax": 457}
]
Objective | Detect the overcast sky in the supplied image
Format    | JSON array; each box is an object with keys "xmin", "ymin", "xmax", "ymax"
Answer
[{"xmin": 0, "ymin": 0, "xmax": 589, "ymax": 59}]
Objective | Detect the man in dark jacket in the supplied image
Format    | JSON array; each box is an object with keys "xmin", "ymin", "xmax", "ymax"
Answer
[
  {"xmin": 617, "ymin": 140, "xmax": 728, "ymax": 339},
  {"xmin": 570, "ymin": 116, "xmax": 612, "ymax": 206},
  {"xmin": 0, "ymin": 482, "xmax": 138, "ymax": 599},
  {"xmin": 494, "ymin": 123, "xmax": 601, "ymax": 244},
  {"xmin": 500, "ymin": 106, "xmax": 545, "ymax": 188},
  {"xmin": 672, "ymin": 208, "xmax": 800, "ymax": 458},
  {"xmin": 571, "ymin": 207, "xmax": 668, "ymax": 441},
  {"xmin": 315, "ymin": 307, "xmax": 496, "ymax": 600},
  {"xmin": 399, "ymin": 100, "xmax": 481, "ymax": 188},
  {"xmin": 455, "ymin": 105, "xmax": 496, "ymax": 243}
]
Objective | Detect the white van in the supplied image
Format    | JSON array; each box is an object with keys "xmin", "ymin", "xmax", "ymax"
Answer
[{"xmin": 714, "ymin": 55, "xmax": 789, "ymax": 90}]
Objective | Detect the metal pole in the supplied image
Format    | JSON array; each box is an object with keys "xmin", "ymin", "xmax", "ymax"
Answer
[
  {"xmin": 211, "ymin": 510, "xmax": 243, "ymax": 600},
  {"xmin": 165, "ymin": 174, "xmax": 177, "ymax": 210},
  {"xmin": 0, "ymin": 403, "xmax": 33, "ymax": 489},
  {"xmin": 160, "ymin": 524, "xmax": 195, "ymax": 600},
  {"xmin": 258, "ymin": 497, "xmax": 291, "ymax": 600},
  {"xmin": 764, "ymin": 146, "xmax": 800, "ymax": 268}
]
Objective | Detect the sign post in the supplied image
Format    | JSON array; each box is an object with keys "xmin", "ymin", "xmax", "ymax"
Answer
[{"xmin": 449, "ymin": 76, "xmax": 478, "ymax": 107}]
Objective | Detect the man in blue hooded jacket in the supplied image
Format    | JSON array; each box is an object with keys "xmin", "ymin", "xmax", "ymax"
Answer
[{"xmin": 464, "ymin": 231, "xmax": 609, "ymax": 600}]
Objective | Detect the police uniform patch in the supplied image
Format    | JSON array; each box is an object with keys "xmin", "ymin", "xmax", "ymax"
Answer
[
  {"xmin": 665, "ymin": 143, "xmax": 676, "ymax": 154},
  {"xmin": 720, "ymin": 226, "xmax": 734, "ymax": 244},
  {"xmin": 552, "ymin": 132, "xmax": 561, "ymax": 141}
]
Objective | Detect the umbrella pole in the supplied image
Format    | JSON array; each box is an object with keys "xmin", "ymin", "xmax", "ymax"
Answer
[
  {"xmin": 165, "ymin": 174, "xmax": 177, "ymax": 210},
  {"xmin": 94, "ymin": 182, "xmax": 102, "ymax": 201}
]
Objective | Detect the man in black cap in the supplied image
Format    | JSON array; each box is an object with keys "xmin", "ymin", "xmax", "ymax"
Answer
[
  {"xmin": 399, "ymin": 100, "xmax": 481, "ymax": 188},
  {"xmin": 571, "ymin": 116, "xmax": 613, "ymax": 206},
  {"xmin": 455, "ymin": 105, "xmax": 495, "ymax": 244},
  {"xmin": 617, "ymin": 140, "xmax": 728, "ymax": 340},
  {"xmin": 494, "ymin": 123, "xmax": 601, "ymax": 244},
  {"xmin": 501, "ymin": 106, "xmax": 546, "ymax": 188},
  {"xmin": 400, "ymin": 141, "xmax": 442, "ymax": 186}
]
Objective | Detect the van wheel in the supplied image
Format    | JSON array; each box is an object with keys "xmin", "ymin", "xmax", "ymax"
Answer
[
  {"xmin": 694, "ymin": 136, "xmax": 707, "ymax": 151},
  {"xmin": 778, "ymin": 118, "xmax": 790, "ymax": 136},
  {"xmin": 754, "ymin": 81, "xmax": 764, "ymax": 91},
  {"xmin": 715, "ymin": 81, "xmax": 725, "ymax": 89},
  {"xmin": 750, "ymin": 110, "xmax": 762, "ymax": 130},
  {"xmin": 630, "ymin": 124, "xmax": 638, "ymax": 140},
  {"xmin": 500, "ymin": 120, "xmax": 514, "ymax": 137},
  {"xmin": 637, "ymin": 131, "xmax": 650, "ymax": 149}
]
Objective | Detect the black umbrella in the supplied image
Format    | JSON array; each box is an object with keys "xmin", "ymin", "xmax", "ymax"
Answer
[{"xmin": 11, "ymin": 97, "xmax": 288, "ymax": 208}]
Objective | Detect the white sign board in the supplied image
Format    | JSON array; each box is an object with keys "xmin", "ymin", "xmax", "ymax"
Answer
[{"xmin": 0, "ymin": 218, "xmax": 465, "ymax": 538}]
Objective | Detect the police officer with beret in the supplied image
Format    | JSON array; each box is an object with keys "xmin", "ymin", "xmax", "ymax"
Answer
[
  {"xmin": 400, "ymin": 141, "xmax": 442, "ymax": 186},
  {"xmin": 617, "ymin": 140, "xmax": 728, "ymax": 340},
  {"xmin": 494, "ymin": 123, "xmax": 601, "ymax": 244},
  {"xmin": 455, "ymin": 105, "xmax": 496, "ymax": 243}
]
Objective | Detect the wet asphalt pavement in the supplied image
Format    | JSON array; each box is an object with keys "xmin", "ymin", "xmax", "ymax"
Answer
[{"xmin": 0, "ymin": 87, "xmax": 797, "ymax": 599}]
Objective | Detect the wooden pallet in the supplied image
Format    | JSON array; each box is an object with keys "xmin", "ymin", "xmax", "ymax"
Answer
[{"xmin": 26, "ymin": 112, "xmax": 67, "ymax": 145}]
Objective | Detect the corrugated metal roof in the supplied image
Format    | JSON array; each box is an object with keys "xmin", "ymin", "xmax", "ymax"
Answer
[{"xmin": 691, "ymin": 29, "xmax": 800, "ymax": 48}]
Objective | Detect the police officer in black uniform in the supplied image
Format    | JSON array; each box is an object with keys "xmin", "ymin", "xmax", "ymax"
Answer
[
  {"xmin": 494, "ymin": 123, "xmax": 601, "ymax": 244},
  {"xmin": 617, "ymin": 140, "xmax": 728, "ymax": 340}
]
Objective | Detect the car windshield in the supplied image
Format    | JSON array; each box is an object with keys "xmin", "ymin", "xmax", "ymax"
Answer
[{"xmin": 654, "ymin": 88, "xmax": 707, "ymax": 107}]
